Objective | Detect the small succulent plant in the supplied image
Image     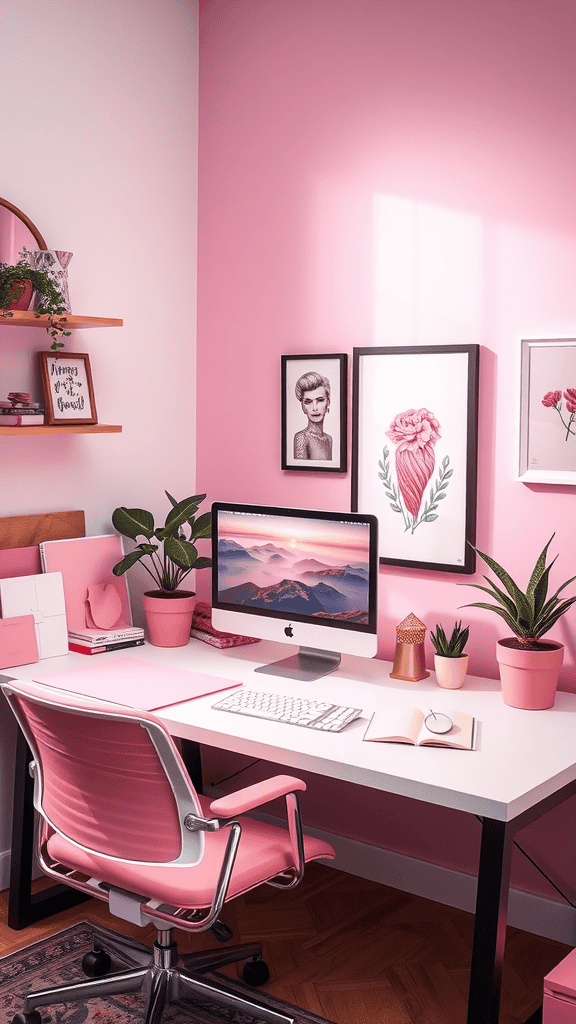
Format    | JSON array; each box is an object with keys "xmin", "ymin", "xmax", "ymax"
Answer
[{"xmin": 430, "ymin": 620, "xmax": 469, "ymax": 658}]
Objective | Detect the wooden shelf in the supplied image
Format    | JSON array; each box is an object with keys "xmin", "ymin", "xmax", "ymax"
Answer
[
  {"xmin": 0, "ymin": 311, "xmax": 123, "ymax": 329},
  {"xmin": 0, "ymin": 424, "xmax": 122, "ymax": 436}
]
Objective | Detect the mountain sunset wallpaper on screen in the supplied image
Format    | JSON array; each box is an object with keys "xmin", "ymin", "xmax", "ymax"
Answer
[{"xmin": 217, "ymin": 511, "xmax": 371, "ymax": 623}]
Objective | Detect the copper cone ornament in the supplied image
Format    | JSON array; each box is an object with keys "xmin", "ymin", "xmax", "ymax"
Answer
[{"xmin": 390, "ymin": 612, "xmax": 430, "ymax": 681}]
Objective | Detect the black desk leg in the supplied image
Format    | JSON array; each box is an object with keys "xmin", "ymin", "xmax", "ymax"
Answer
[
  {"xmin": 8, "ymin": 727, "xmax": 89, "ymax": 931},
  {"xmin": 181, "ymin": 739, "xmax": 203, "ymax": 793},
  {"xmin": 467, "ymin": 817, "xmax": 514, "ymax": 1024}
]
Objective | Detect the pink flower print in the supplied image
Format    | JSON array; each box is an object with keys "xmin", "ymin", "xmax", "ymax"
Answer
[
  {"xmin": 564, "ymin": 388, "xmax": 576, "ymax": 413},
  {"xmin": 542, "ymin": 391, "xmax": 562, "ymax": 408},
  {"xmin": 385, "ymin": 409, "xmax": 441, "ymax": 518}
]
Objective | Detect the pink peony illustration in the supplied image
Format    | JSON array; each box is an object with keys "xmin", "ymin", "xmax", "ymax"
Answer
[
  {"xmin": 385, "ymin": 408, "xmax": 441, "ymax": 518},
  {"xmin": 542, "ymin": 389, "xmax": 576, "ymax": 439},
  {"xmin": 542, "ymin": 391, "xmax": 562, "ymax": 408},
  {"xmin": 565, "ymin": 388, "xmax": 576, "ymax": 413}
]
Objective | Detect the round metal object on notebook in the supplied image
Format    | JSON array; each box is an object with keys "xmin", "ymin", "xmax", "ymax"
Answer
[{"xmin": 424, "ymin": 712, "xmax": 453, "ymax": 734}]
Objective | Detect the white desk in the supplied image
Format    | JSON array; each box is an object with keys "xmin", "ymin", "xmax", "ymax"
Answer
[{"xmin": 8, "ymin": 638, "xmax": 576, "ymax": 1024}]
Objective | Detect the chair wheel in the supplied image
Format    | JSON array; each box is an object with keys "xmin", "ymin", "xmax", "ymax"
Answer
[
  {"xmin": 242, "ymin": 958, "xmax": 270, "ymax": 986},
  {"xmin": 82, "ymin": 948, "xmax": 112, "ymax": 977},
  {"xmin": 11, "ymin": 1013, "xmax": 43, "ymax": 1024}
]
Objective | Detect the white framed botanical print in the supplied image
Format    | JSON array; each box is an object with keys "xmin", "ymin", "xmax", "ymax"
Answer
[
  {"xmin": 351, "ymin": 345, "xmax": 479, "ymax": 573},
  {"xmin": 518, "ymin": 338, "xmax": 576, "ymax": 485}
]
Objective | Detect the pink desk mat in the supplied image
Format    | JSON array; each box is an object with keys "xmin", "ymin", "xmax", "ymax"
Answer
[{"xmin": 33, "ymin": 656, "xmax": 241, "ymax": 711}]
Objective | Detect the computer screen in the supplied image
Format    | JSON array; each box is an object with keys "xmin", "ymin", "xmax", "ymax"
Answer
[{"xmin": 211, "ymin": 502, "xmax": 378, "ymax": 680}]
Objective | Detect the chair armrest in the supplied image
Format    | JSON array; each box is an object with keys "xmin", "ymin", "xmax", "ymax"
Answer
[{"xmin": 209, "ymin": 774, "xmax": 306, "ymax": 817}]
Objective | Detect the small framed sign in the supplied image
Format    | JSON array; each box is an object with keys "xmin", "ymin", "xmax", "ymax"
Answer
[
  {"xmin": 281, "ymin": 353, "xmax": 347, "ymax": 472},
  {"xmin": 38, "ymin": 351, "xmax": 97, "ymax": 425}
]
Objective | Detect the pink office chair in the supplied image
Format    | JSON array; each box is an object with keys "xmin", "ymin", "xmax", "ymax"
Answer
[{"xmin": 2, "ymin": 679, "xmax": 335, "ymax": 1024}]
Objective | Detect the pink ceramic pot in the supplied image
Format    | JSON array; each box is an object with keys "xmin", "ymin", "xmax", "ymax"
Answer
[
  {"xmin": 143, "ymin": 590, "xmax": 196, "ymax": 648},
  {"xmin": 434, "ymin": 654, "xmax": 468, "ymax": 689},
  {"xmin": 496, "ymin": 638, "xmax": 564, "ymax": 710},
  {"xmin": 8, "ymin": 279, "xmax": 33, "ymax": 310}
]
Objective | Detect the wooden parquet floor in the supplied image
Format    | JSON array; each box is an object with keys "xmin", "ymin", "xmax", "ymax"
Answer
[{"xmin": 0, "ymin": 863, "xmax": 571, "ymax": 1024}]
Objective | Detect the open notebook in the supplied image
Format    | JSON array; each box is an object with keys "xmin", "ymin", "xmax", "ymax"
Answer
[
  {"xmin": 33, "ymin": 656, "xmax": 241, "ymax": 712},
  {"xmin": 363, "ymin": 706, "xmax": 476, "ymax": 750}
]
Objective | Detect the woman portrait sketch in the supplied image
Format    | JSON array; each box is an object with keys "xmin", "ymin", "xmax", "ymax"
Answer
[
  {"xmin": 281, "ymin": 353, "xmax": 347, "ymax": 472},
  {"xmin": 293, "ymin": 371, "xmax": 332, "ymax": 460}
]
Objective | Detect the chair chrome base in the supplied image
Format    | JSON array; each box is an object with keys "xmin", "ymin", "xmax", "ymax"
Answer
[{"xmin": 17, "ymin": 924, "xmax": 295, "ymax": 1024}]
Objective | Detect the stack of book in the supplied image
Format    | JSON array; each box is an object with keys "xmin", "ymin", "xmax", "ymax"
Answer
[
  {"xmin": 0, "ymin": 393, "xmax": 44, "ymax": 426},
  {"xmin": 68, "ymin": 625, "xmax": 145, "ymax": 656}
]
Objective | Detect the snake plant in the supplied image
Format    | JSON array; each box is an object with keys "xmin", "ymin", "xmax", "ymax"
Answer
[{"xmin": 461, "ymin": 535, "xmax": 576, "ymax": 642}]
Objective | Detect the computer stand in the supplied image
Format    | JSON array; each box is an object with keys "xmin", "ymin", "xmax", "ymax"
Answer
[{"xmin": 254, "ymin": 646, "xmax": 341, "ymax": 681}]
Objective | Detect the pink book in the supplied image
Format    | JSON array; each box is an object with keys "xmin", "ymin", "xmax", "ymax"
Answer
[
  {"xmin": 39, "ymin": 534, "xmax": 132, "ymax": 632},
  {"xmin": 0, "ymin": 546, "xmax": 42, "ymax": 581},
  {"xmin": 33, "ymin": 655, "xmax": 241, "ymax": 711}
]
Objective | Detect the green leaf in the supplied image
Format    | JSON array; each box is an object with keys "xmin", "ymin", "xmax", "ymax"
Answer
[
  {"xmin": 467, "ymin": 579, "xmax": 518, "ymax": 619},
  {"xmin": 193, "ymin": 556, "xmax": 213, "ymax": 571},
  {"xmin": 112, "ymin": 507, "xmax": 155, "ymax": 540},
  {"xmin": 164, "ymin": 535, "xmax": 199, "ymax": 570},
  {"xmin": 459, "ymin": 600, "xmax": 519, "ymax": 635},
  {"xmin": 423, "ymin": 514, "xmax": 438, "ymax": 521},
  {"xmin": 112, "ymin": 550, "xmax": 147, "ymax": 575},
  {"xmin": 192, "ymin": 511, "xmax": 212, "ymax": 540},
  {"xmin": 526, "ymin": 535, "xmax": 555, "ymax": 599},
  {"xmin": 472, "ymin": 547, "xmax": 532, "ymax": 623},
  {"xmin": 164, "ymin": 494, "xmax": 204, "ymax": 533}
]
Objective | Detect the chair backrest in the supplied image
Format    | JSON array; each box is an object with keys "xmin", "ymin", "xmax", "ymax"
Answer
[{"xmin": 2, "ymin": 679, "xmax": 205, "ymax": 867}]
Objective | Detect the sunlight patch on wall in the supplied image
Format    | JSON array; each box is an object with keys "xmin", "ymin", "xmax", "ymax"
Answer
[{"xmin": 374, "ymin": 195, "xmax": 483, "ymax": 347}]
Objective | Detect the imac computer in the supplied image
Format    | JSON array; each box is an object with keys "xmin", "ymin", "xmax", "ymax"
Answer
[{"xmin": 211, "ymin": 502, "xmax": 378, "ymax": 680}]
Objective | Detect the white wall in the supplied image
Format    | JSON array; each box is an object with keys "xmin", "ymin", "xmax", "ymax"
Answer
[{"xmin": 0, "ymin": 0, "xmax": 199, "ymax": 886}]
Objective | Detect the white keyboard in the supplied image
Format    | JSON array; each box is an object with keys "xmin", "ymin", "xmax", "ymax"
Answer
[{"xmin": 212, "ymin": 688, "xmax": 362, "ymax": 732}]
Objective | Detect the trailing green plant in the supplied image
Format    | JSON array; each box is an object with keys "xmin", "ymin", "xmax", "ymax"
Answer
[
  {"xmin": 112, "ymin": 491, "xmax": 212, "ymax": 593},
  {"xmin": 0, "ymin": 251, "xmax": 71, "ymax": 350},
  {"xmin": 430, "ymin": 620, "xmax": 469, "ymax": 658},
  {"xmin": 461, "ymin": 534, "xmax": 576, "ymax": 643}
]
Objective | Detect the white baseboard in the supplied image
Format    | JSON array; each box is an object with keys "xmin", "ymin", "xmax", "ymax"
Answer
[
  {"xmin": 222, "ymin": 797, "xmax": 576, "ymax": 946},
  {"xmin": 316, "ymin": 824, "xmax": 576, "ymax": 945},
  {"xmin": 3, "ymin": 816, "xmax": 574, "ymax": 946},
  {"xmin": 0, "ymin": 848, "xmax": 10, "ymax": 893}
]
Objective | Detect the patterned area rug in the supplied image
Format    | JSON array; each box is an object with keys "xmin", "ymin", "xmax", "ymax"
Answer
[{"xmin": 1, "ymin": 920, "xmax": 333, "ymax": 1023}]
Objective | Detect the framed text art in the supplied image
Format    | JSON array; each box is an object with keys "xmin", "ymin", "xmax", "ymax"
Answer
[
  {"xmin": 38, "ymin": 351, "xmax": 98, "ymax": 426},
  {"xmin": 351, "ymin": 345, "xmax": 479, "ymax": 573},
  {"xmin": 281, "ymin": 353, "xmax": 347, "ymax": 472},
  {"xmin": 518, "ymin": 338, "xmax": 576, "ymax": 485}
]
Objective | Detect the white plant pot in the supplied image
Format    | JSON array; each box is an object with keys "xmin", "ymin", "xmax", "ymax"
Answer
[{"xmin": 434, "ymin": 654, "xmax": 468, "ymax": 689}]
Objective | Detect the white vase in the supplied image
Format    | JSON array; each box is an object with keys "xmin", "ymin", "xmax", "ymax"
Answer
[
  {"xmin": 434, "ymin": 654, "xmax": 468, "ymax": 689},
  {"xmin": 26, "ymin": 249, "xmax": 73, "ymax": 312}
]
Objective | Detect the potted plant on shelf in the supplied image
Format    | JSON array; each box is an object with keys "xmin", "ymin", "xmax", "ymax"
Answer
[
  {"xmin": 0, "ymin": 253, "xmax": 71, "ymax": 350},
  {"xmin": 111, "ymin": 491, "xmax": 212, "ymax": 648},
  {"xmin": 461, "ymin": 535, "xmax": 576, "ymax": 709},
  {"xmin": 430, "ymin": 621, "xmax": 470, "ymax": 689}
]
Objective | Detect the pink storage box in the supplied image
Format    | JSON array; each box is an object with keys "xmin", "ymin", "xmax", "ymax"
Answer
[{"xmin": 544, "ymin": 947, "xmax": 576, "ymax": 1023}]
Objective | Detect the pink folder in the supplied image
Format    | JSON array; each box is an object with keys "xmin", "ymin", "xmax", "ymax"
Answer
[
  {"xmin": 0, "ymin": 614, "xmax": 39, "ymax": 669},
  {"xmin": 0, "ymin": 546, "xmax": 42, "ymax": 582},
  {"xmin": 33, "ymin": 656, "xmax": 241, "ymax": 711},
  {"xmin": 39, "ymin": 535, "xmax": 132, "ymax": 632}
]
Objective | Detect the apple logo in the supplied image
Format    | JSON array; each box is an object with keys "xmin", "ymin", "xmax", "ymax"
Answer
[{"xmin": 284, "ymin": 624, "xmax": 294, "ymax": 637}]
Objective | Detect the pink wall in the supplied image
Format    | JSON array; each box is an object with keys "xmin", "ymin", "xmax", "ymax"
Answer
[
  {"xmin": 197, "ymin": 0, "xmax": 576, "ymax": 685},
  {"xmin": 197, "ymin": 0, "xmax": 576, "ymax": 914}
]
